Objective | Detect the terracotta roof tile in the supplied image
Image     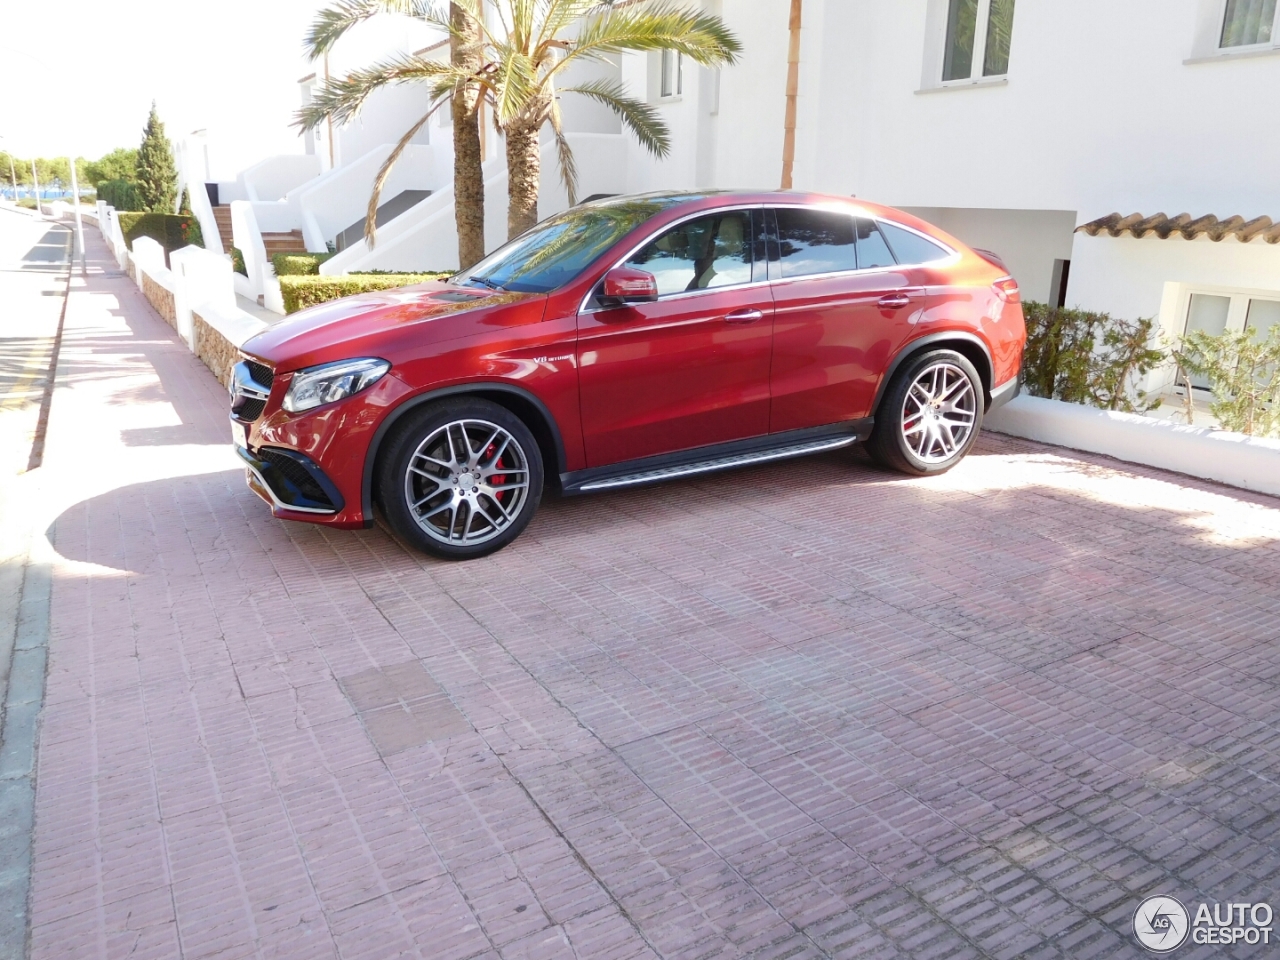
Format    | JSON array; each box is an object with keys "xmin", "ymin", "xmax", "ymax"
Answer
[{"xmin": 1078, "ymin": 212, "xmax": 1280, "ymax": 243}]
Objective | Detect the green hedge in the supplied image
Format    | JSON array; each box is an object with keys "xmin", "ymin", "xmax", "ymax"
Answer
[
  {"xmin": 117, "ymin": 212, "xmax": 204, "ymax": 254},
  {"xmin": 280, "ymin": 273, "xmax": 450, "ymax": 314},
  {"xmin": 272, "ymin": 252, "xmax": 335, "ymax": 276},
  {"xmin": 97, "ymin": 179, "xmax": 142, "ymax": 211},
  {"xmin": 231, "ymin": 247, "xmax": 247, "ymax": 276},
  {"xmin": 1022, "ymin": 300, "xmax": 1164, "ymax": 413}
]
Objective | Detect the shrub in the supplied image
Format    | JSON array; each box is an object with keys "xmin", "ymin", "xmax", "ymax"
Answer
[
  {"xmin": 280, "ymin": 273, "xmax": 449, "ymax": 314},
  {"xmin": 272, "ymin": 252, "xmax": 334, "ymax": 276},
  {"xmin": 135, "ymin": 102, "xmax": 177, "ymax": 213},
  {"xmin": 1021, "ymin": 301, "xmax": 1164, "ymax": 413},
  {"xmin": 1175, "ymin": 325, "xmax": 1280, "ymax": 437},
  {"xmin": 117, "ymin": 212, "xmax": 204, "ymax": 254},
  {"xmin": 97, "ymin": 178, "xmax": 142, "ymax": 211},
  {"xmin": 231, "ymin": 247, "xmax": 247, "ymax": 276}
]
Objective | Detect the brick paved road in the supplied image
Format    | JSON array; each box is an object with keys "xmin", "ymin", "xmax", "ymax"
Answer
[{"xmin": 20, "ymin": 228, "xmax": 1280, "ymax": 959}]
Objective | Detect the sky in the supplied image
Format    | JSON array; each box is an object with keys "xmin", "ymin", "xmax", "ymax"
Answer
[{"xmin": 0, "ymin": 0, "xmax": 440, "ymax": 179}]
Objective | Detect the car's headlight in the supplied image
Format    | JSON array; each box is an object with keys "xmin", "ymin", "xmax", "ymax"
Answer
[{"xmin": 283, "ymin": 358, "xmax": 390, "ymax": 413}]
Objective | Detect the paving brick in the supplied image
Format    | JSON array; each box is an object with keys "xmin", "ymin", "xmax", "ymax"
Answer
[{"xmin": 21, "ymin": 225, "xmax": 1280, "ymax": 959}]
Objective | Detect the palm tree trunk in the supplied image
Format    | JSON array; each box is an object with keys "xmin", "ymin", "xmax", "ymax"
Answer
[
  {"xmin": 780, "ymin": 0, "xmax": 803, "ymax": 189},
  {"xmin": 451, "ymin": 3, "xmax": 485, "ymax": 270},
  {"xmin": 505, "ymin": 117, "xmax": 543, "ymax": 240}
]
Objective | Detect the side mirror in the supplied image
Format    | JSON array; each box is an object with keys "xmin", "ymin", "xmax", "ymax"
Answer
[{"xmin": 601, "ymin": 267, "xmax": 658, "ymax": 305}]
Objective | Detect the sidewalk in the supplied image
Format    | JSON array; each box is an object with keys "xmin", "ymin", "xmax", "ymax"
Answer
[{"xmin": 10, "ymin": 220, "xmax": 1280, "ymax": 960}]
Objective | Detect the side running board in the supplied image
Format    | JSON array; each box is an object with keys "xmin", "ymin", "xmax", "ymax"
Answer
[{"xmin": 573, "ymin": 435, "xmax": 859, "ymax": 493}]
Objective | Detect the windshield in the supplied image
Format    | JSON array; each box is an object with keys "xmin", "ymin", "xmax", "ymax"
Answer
[{"xmin": 452, "ymin": 198, "xmax": 687, "ymax": 294}]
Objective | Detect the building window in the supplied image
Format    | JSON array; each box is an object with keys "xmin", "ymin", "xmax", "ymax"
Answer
[
  {"xmin": 1182, "ymin": 290, "xmax": 1280, "ymax": 388},
  {"xmin": 942, "ymin": 0, "xmax": 1016, "ymax": 81},
  {"xmin": 1220, "ymin": 0, "xmax": 1277, "ymax": 47},
  {"xmin": 660, "ymin": 49, "xmax": 683, "ymax": 98}
]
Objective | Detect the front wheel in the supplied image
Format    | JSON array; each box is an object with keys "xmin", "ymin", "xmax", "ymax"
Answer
[
  {"xmin": 867, "ymin": 349, "xmax": 984, "ymax": 475},
  {"xmin": 376, "ymin": 398, "xmax": 544, "ymax": 560}
]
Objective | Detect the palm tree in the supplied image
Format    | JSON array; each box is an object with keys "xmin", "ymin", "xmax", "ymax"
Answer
[
  {"xmin": 297, "ymin": 0, "xmax": 741, "ymax": 252},
  {"xmin": 299, "ymin": 0, "xmax": 487, "ymax": 268}
]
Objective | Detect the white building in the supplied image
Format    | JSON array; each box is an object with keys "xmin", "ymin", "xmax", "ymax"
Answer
[{"xmin": 181, "ymin": 0, "xmax": 1280, "ymax": 364}]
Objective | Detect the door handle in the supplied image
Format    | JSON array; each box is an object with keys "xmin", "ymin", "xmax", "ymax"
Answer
[
  {"xmin": 724, "ymin": 308, "xmax": 764, "ymax": 323},
  {"xmin": 877, "ymin": 293, "xmax": 912, "ymax": 309}
]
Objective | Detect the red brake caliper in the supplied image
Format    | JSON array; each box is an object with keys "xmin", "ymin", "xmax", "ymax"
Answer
[{"xmin": 485, "ymin": 442, "xmax": 506, "ymax": 504}]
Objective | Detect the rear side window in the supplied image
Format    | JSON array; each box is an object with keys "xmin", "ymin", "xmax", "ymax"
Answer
[
  {"xmin": 854, "ymin": 218, "xmax": 896, "ymax": 270},
  {"xmin": 626, "ymin": 210, "xmax": 753, "ymax": 296},
  {"xmin": 775, "ymin": 209, "xmax": 857, "ymax": 278},
  {"xmin": 878, "ymin": 221, "xmax": 952, "ymax": 265}
]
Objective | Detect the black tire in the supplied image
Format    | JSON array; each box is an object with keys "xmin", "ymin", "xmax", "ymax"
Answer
[
  {"xmin": 867, "ymin": 349, "xmax": 984, "ymax": 475},
  {"xmin": 376, "ymin": 398, "xmax": 544, "ymax": 560}
]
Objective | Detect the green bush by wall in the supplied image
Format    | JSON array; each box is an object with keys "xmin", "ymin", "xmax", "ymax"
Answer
[
  {"xmin": 1021, "ymin": 301, "xmax": 1164, "ymax": 413},
  {"xmin": 97, "ymin": 179, "xmax": 142, "ymax": 211},
  {"xmin": 272, "ymin": 252, "xmax": 335, "ymax": 276},
  {"xmin": 280, "ymin": 273, "xmax": 449, "ymax": 314},
  {"xmin": 117, "ymin": 212, "xmax": 204, "ymax": 255}
]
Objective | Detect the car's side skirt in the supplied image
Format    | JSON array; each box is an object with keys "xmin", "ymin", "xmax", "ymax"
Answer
[{"xmin": 560, "ymin": 420, "xmax": 873, "ymax": 496}]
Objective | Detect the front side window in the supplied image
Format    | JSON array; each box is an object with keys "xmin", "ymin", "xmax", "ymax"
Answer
[
  {"xmin": 1220, "ymin": 0, "xmax": 1277, "ymax": 47},
  {"xmin": 626, "ymin": 211, "xmax": 753, "ymax": 296},
  {"xmin": 943, "ymin": 0, "xmax": 1016, "ymax": 81},
  {"xmin": 458, "ymin": 198, "xmax": 680, "ymax": 293}
]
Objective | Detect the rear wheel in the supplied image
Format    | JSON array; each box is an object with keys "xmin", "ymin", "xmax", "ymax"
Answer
[
  {"xmin": 377, "ymin": 399, "xmax": 543, "ymax": 559},
  {"xmin": 867, "ymin": 349, "xmax": 983, "ymax": 475}
]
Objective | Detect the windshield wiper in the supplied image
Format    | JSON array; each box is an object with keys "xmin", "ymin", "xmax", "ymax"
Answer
[{"xmin": 468, "ymin": 276, "xmax": 505, "ymax": 292}]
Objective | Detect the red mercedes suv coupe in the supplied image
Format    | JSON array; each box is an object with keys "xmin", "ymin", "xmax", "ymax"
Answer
[{"xmin": 231, "ymin": 191, "xmax": 1025, "ymax": 559}]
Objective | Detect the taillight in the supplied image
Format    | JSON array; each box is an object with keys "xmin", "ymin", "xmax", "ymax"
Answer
[{"xmin": 993, "ymin": 277, "xmax": 1020, "ymax": 304}]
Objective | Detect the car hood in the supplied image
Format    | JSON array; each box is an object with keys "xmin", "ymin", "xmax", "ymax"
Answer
[{"xmin": 242, "ymin": 280, "xmax": 546, "ymax": 372}]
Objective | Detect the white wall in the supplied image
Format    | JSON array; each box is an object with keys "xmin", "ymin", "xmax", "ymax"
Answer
[
  {"xmin": 1067, "ymin": 231, "xmax": 1280, "ymax": 392},
  {"xmin": 238, "ymin": 155, "xmax": 321, "ymax": 202},
  {"xmin": 900, "ymin": 208, "xmax": 1078, "ymax": 303},
  {"xmin": 335, "ymin": 84, "xmax": 435, "ymax": 165},
  {"xmin": 1069, "ymin": 232, "xmax": 1280, "ymax": 323},
  {"xmin": 788, "ymin": 0, "xmax": 1280, "ymax": 217}
]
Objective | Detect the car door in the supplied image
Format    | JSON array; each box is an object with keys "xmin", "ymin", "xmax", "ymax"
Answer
[
  {"xmin": 767, "ymin": 208, "xmax": 924, "ymax": 433},
  {"xmin": 576, "ymin": 208, "xmax": 774, "ymax": 467}
]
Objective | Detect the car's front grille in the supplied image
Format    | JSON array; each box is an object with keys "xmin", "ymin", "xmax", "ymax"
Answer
[
  {"xmin": 246, "ymin": 360, "xmax": 274, "ymax": 390},
  {"xmin": 231, "ymin": 359, "xmax": 273, "ymax": 423},
  {"xmin": 259, "ymin": 448, "xmax": 336, "ymax": 509}
]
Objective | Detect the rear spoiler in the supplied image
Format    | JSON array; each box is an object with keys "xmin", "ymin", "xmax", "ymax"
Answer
[{"xmin": 973, "ymin": 248, "xmax": 1007, "ymax": 270}]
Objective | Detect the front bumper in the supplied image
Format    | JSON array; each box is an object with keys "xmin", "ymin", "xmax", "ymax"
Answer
[{"xmin": 234, "ymin": 442, "xmax": 346, "ymax": 516}]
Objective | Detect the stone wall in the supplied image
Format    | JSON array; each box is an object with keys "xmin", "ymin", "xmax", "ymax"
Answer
[
  {"xmin": 193, "ymin": 312, "xmax": 239, "ymax": 389},
  {"xmin": 141, "ymin": 274, "xmax": 176, "ymax": 328}
]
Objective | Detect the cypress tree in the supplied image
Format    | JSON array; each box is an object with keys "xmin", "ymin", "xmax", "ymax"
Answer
[{"xmin": 135, "ymin": 102, "xmax": 177, "ymax": 213}]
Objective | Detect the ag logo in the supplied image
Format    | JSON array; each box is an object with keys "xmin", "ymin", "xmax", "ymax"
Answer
[{"xmin": 1134, "ymin": 896, "xmax": 1190, "ymax": 952}]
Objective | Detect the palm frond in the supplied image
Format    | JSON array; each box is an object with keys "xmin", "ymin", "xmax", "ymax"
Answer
[
  {"xmin": 489, "ymin": 51, "xmax": 541, "ymax": 127},
  {"xmin": 548, "ymin": 99, "xmax": 578, "ymax": 206},
  {"xmin": 563, "ymin": 0, "xmax": 742, "ymax": 71},
  {"xmin": 534, "ymin": 0, "xmax": 597, "ymax": 52},
  {"xmin": 365, "ymin": 99, "xmax": 447, "ymax": 246},
  {"xmin": 293, "ymin": 55, "xmax": 462, "ymax": 130},
  {"xmin": 561, "ymin": 78, "xmax": 670, "ymax": 157},
  {"xmin": 303, "ymin": 0, "xmax": 441, "ymax": 60}
]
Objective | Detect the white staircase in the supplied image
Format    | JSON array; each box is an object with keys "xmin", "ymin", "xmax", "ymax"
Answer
[{"xmin": 319, "ymin": 133, "xmax": 629, "ymax": 274}]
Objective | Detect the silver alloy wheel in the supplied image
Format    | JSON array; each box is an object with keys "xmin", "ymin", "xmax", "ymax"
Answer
[
  {"xmin": 900, "ymin": 361, "xmax": 977, "ymax": 463},
  {"xmin": 403, "ymin": 418, "xmax": 530, "ymax": 546}
]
